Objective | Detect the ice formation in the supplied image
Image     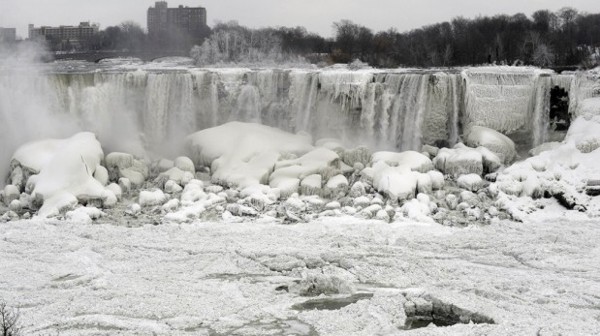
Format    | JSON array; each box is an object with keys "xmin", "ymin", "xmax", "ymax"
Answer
[
  {"xmin": 1, "ymin": 65, "xmax": 599, "ymax": 225},
  {"xmin": 8, "ymin": 132, "xmax": 116, "ymax": 218},
  {"xmin": 4, "ymin": 64, "xmax": 594, "ymax": 176}
]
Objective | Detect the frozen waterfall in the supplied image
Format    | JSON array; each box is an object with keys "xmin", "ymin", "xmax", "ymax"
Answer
[{"xmin": 0, "ymin": 65, "xmax": 594, "ymax": 179}]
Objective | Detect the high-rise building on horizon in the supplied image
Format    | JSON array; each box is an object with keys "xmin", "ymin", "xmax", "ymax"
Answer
[
  {"xmin": 0, "ymin": 28, "xmax": 17, "ymax": 43},
  {"xmin": 28, "ymin": 22, "xmax": 99, "ymax": 50},
  {"xmin": 147, "ymin": 1, "xmax": 208, "ymax": 45}
]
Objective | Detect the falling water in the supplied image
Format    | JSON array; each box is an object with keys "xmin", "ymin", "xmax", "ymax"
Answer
[{"xmin": 2, "ymin": 64, "xmax": 594, "ymax": 184}]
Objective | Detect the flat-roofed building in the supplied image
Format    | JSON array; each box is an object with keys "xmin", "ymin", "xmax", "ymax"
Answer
[
  {"xmin": 28, "ymin": 22, "xmax": 99, "ymax": 50},
  {"xmin": 148, "ymin": 1, "xmax": 208, "ymax": 44},
  {"xmin": 0, "ymin": 28, "xmax": 17, "ymax": 43}
]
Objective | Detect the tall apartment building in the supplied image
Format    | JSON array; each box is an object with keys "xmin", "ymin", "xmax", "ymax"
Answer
[
  {"xmin": 28, "ymin": 22, "xmax": 99, "ymax": 50},
  {"xmin": 147, "ymin": 1, "xmax": 208, "ymax": 39},
  {"xmin": 0, "ymin": 28, "xmax": 17, "ymax": 43}
]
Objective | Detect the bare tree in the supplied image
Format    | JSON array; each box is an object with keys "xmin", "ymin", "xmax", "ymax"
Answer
[
  {"xmin": 533, "ymin": 44, "xmax": 555, "ymax": 67},
  {"xmin": 0, "ymin": 301, "xmax": 21, "ymax": 336}
]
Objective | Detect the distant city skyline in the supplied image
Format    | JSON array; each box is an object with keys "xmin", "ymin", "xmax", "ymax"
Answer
[{"xmin": 2, "ymin": 0, "xmax": 599, "ymax": 39}]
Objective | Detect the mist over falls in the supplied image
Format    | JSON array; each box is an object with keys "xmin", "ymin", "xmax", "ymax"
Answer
[{"xmin": 0, "ymin": 65, "xmax": 597, "ymax": 184}]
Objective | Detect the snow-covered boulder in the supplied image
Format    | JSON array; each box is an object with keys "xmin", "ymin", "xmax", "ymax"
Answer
[
  {"xmin": 578, "ymin": 97, "xmax": 600, "ymax": 118},
  {"xmin": 372, "ymin": 151, "xmax": 433, "ymax": 173},
  {"xmin": 155, "ymin": 159, "xmax": 174, "ymax": 173},
  {"xmin": 372, "ymin": 162, "xmax": 418, "ymax": 202},
  {"xmin": 457, "ymin": 174, "xmax": 484, "ymax": 192},
  {"xmin": 323, "ymin": 174, "xmax": 349, "ymax": 198},
  {"xmin": 427, "ymin": 171, "xmax": 445, "ymax": 190},
  {"xmin": 164, "ymin": 180, "xmax": 183, "ymax": 194},
  {"xmin": 105, "ymin": 152, "xmax": 149, "ymax": 187},
  {"xmin": 567, "ymin": 116, "xmax": 600, "ymax": 154},
  {"xmin": 300, "ymin": 174, "xmax": 322, "ymax": 196},
  {"xmin": 93, "ymin": 166, "xmax": 109, "ymax": 186},
  {"xmin": 156, "ymin": 167, "xmax": 194, "ymax": 187},
  {"xmin": 433, "ymin": 146, "xmax": 484, "ymax": 177},
  {"xmin": 106, "ymin": 183, "xmax": 122, "ymax": 201},
  {"xmin": 349, "ymin": 181, "xmax": 367, "ymax": 197},
  {"xmin": 270, "ymin": 147, "xmax": 341, "ymax": 198},
  {"xmin": 464, "ymin": 126, "xmax": 517, "ymax": 164},
  {"xmin": 65, "ymin": 206, "xmax": 105, "ymax": 224},
  {"xmin": 186, "ymin": 122, "xmax": 313, "ymax": 188},
  {"xmin": 174, "ymin": 156, "xmax": 195, "ymax": 173},
  {"xmin": 2, "ymin": 185, "xmax": 19, "ymax": 206},
  {"xmin": 139, "ymin": 189, "xmax": 168, "ymax": 207},
  {"xmin": 341, "ymin": 146, "xmax": 371, "ymax": 167},
  {"xmin": 11, "ymin": 132, "xmax": 114, "ymax": 218}
]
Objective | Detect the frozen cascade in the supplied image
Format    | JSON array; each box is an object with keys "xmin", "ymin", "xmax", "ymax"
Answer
[
  {"xmin": 531, "ymin": 74, "xmax": 551, "ymax": 147},
  {"xmin": 233, "ymin": 85, "xmax": 262, "ymax": 123},
  {"xmin": 290, "ymin": 71, "xmax": 319, "ymax": 133},
  {"xmin": 448, "ymin": 75, "xmax": 462, "ymax": 146},
  {"xmin": 2, "ymin": 65, "xmax": 596, "ymax": 184}
]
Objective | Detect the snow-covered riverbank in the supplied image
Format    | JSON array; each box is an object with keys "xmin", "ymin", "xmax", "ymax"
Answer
[{"xmin": 1, "ymin": 206, "xmax": 599, "ymax": 335}]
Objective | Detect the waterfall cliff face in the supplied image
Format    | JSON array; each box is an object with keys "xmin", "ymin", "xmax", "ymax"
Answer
[{"xmin": 0, "ymin": 66, "xmax": 594, "ymax": 172}]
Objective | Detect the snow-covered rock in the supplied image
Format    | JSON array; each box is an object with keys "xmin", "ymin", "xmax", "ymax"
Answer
[
  {"xmin": 106, "ymin": 183, "xmax": 122, "ymax": 201},
  {"xmin": 93, "ymin": 166, "xmax": 109, "ymax": 186},
  {"xmin": 174, "ymin": 156, "xmax": 195, "ymax": 173},
  {"xmin": 457, "ymin": 174, "xmax": 484, "ymax": 192},
  {"xmin": 372, "ymin": 151, "xmax": 433, "ymax": 173},
  {"xmin": 578, "ymin": 97, "xmax": 600, "ymax": 118},
  {"xmin": 186, "ymin": 122, "xmax": 313, "ymax": 188},
  {"xmin": 324, "ymin": 174, "xmax": 349, "ymax": 197},
  {"xmin": 11, "ymin": 132, "xmax": 112, "ymax": 218},
  {"xmin": 2, "ymin": 184, "xmax": 19, "ymax": 206},
  {"xmin": 300, "ymin": 174, "xmax": 322, "ymax": 196},
  {"xmin": 465, "ymin": 126, "xmax": 517, "ymax": 164},
  {"xmin": 433, "ymin": 146, "xmax": 484, "ymax": 177},
  {"xmin": 372, "ymin": 162, "xmax": 418, "ymax": 202},
  {"xmin": 139, "ymin": 189, "xmax": 168, "ymax": 207},
  {"xmin": 164, "ymin": 180, "xmax": 183, "ymax": 194},
  {"xmin": 427, "ymin": 170, "xmax": 445, "ymax": 190},
  {"xmin": 105, "ymin": 152, "xmax": 149, "ymax": 188}
]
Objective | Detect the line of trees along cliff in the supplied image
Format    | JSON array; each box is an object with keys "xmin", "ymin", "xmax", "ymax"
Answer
[
  {"xmin": 52, "ymin": 7, "xmax": 600, "ymax": 68},
  {"xmin": 329, "ymin": 8, "xmax": 600, "ymax": 68}
]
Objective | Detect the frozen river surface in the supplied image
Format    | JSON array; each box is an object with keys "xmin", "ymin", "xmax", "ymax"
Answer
[{"xmin": 1, "ymin": 207, "xmax": 600, "ymax": 335}]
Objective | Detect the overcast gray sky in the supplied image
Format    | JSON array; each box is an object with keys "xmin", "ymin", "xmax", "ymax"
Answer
[{"xmin": 2, "ymin": 0, "xmax": 599, "ymax": 39}]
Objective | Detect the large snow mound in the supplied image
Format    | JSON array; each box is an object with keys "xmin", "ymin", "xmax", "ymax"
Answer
[
  {"xmin": 11, "ymin": 132, "xmax": 115, "ymax": 218},
  {"xmin": 579, "ymin": 97, "xmax": 600, "ymax": 118},
  {"xmin": 493, "ymin": 115, "xmax": 600, "ymax": 218},
  {"xmin": 186, "ymin": 122, "xmax": 314, "ymax": 188}
]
